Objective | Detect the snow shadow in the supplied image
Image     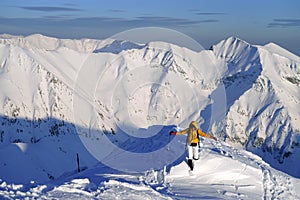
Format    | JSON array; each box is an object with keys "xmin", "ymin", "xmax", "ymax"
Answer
[
  {"xmin": 223, "ymin": 63, "xmax": 262, "ymax": 109},
  {"xmin": 0, "ymin": 115, "xmax": 187, "ymax": 184},
  {"xmin": 200, "ymin": 54, "xmax": 262, "ymax": 133},
  {"xmin": 93, "ymin": 40, "xmax": 145, "ymax": 54},
  {"xmin": 0, "ymin": 115, "xmax": 111, "ymax": 184},
  {"xmin": 106, "ymin": 124, "xmax": 178, "ymax": 153}
]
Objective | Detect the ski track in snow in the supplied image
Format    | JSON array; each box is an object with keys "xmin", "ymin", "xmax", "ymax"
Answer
[
  {"xmin": 216, "ymin": 141, "xmax": 296, "ymax": 200},
  {"xmin": 163, "ymin": 140, "xmax": 298, "ymax": 200}
]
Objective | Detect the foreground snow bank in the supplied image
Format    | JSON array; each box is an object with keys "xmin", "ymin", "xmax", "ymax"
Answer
[{"xmin": 1, "ymin": 139, "xmax": 299, "ymax": 200}]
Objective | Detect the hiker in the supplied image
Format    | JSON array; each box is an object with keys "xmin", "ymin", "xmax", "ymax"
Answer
[{"xmin": 170, "ymin": 121, "xmax": 217, "ymax": 170}]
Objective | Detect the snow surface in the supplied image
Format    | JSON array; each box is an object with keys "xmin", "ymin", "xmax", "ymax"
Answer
[
  {"xmin": 1, "ymin": 139, "xmax": 299, "ymax": 199},
  {"xmin": 0, "ymin": 34, "xmax": 299, "ymax": 199}
]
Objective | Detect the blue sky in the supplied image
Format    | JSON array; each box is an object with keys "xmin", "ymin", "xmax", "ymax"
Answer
[{"xmin": 0, "ymin": 0, "xmax": 300, "ymax": 55}]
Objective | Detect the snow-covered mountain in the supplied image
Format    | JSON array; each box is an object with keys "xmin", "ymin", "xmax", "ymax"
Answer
[
  {"xmin": 210, "ymin": 37, "xmax": 300, "ymax": 177},
  {"xmin": 0, "ymin": 34, "xmax": 299, "ymax": 199}
]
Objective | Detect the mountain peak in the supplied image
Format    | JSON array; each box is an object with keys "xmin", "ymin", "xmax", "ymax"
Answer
[
  {"xmin": 220, "ymin": 36, "xmax": 251, "ymax": 48},
  {"xmin": 0, "ymin": 33, "xmax": 103, "ymax": 53},
  {"xmin": 25, "ymin": 33, "xmax": 54, "ymax": 40},
  {"xmin": 210, "ymin": 36, "xmax": 258, "ymax": 74},
  {"xmin": 24, "ymin": 34, "xmax": 60, "ymax": 50},
  {"xmin": 211, "ymin": 36, "xmax": 253, "ymax": 59},
  {"xmin": 261, "ymin": 42, "xmax": 300, "ymax": 62},
  {"xmin": 226, "ymin": 36, "xmax": 249, "ymax": 45},
  {"xmin": 0, "ymin": 33, "xmax": 22, "ymax": 39}
]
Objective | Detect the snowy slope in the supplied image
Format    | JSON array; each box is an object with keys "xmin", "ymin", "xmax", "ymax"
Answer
[
  {"xmin": 1, "ymin": 139, "xmax": 299, "ymax": 199},
  {"xmin": 261, "ymin": 42, "xmax": 300, "ymax": 63},
  {"xmin": 211, "ymin": 37, "xmax": 300, "ymax": 177},
  {"xmin": 0, "ymin": 35, "xmax": 102, "ymax": 183},
  {"xmin": 0, "ymin": 34, "xmax": 299, "ymax": 199}
]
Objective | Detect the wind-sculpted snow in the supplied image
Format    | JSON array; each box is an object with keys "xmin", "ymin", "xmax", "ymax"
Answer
[{"xmin": 0, "ymin": 33, "xmax": 299, "ymax": 199}]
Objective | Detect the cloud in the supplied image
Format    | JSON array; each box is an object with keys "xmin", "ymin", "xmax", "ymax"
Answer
[
  {"xmin": 19, "ymin": 6, "xmax": 83, "ymax": 12},
  {"xmin": 188, "ymin": 9, "xmax": 226, "ymax": 16},
  {"xmin": 42, "ymin": 14, "xmax": 78, "ymax": 19},
  {"xmin": 268, "ymin": 19, "xmax": 300, "ymax": 28},
  {"xmin": 0, "ymin": 16, "xmax": 218, "ymax": 29},
  {"xmin": 195, "ymin": 12, "xmax": 226, "ymax": 16},
  {"xmin": 63, "ymin": 3, "xmax": 78, "ymax": 7},
  {"xmin": 0, "ymin": 15, "xmax": 219, "ymax": 40},
  {"xmin": 198, "ymin": 19, "xmax": 219, "ymax": 23},
  {"xmin": 135, "ymin": 16, "xmax": 218, "ymax": 26},
  {"xmin": 108, "ymin": 9, "xmax": 125, "ymax": 13}
]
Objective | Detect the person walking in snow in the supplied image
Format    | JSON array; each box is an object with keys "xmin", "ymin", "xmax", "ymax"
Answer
[{"xmin": 170, "ymin": 121, "xmax": 217, "ymax": 171}]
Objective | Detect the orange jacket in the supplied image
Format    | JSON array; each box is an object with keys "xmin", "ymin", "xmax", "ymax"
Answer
[{"xmin": 176, "ymin": 121, "xmax": 216, "ymax": 145}]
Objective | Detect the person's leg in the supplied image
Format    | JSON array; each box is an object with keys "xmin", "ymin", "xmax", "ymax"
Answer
[
  {"xmin": 187, "ymin": 145, "xmax": 193, "ymax": 160},
  {"xmin": 187, "ymin": 159, "xmax": 194, "ymax": 171},
  {"xmin": 193, "ymin": 144, "xmax": 199, "ymax": 160},
  {"xmin": 187, "ymin": 145, "xmax": 194, "ymax": 170}
]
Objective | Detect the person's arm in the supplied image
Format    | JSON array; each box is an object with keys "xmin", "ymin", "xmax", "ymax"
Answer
[
  {"xmin": 197, "ymin": 129, "xmax": 217, "ymax": 141},
  {"xmin": 170, "ymin": 128, "xmax": 189, "ymax": 135}
]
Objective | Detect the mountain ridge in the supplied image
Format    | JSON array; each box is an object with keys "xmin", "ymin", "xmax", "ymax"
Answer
[{"xmin": 211, "ymin": 37, "xmax": 300, "ymax": 176}]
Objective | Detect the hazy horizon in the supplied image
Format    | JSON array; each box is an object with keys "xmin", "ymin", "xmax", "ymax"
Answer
[{"xmin": 0, "ymin": 0, "xmax": 299, "ymax": 55}]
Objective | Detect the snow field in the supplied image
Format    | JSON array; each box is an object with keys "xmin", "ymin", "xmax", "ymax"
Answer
[{"xmin": 1, "ymin": 139, "xmax": 299, "ymax": 199}]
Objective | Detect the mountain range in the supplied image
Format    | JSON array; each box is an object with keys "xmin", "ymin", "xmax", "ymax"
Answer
[{"xmin": 0, "ymin": 33, "xmax": 299, "ymax": 187}]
